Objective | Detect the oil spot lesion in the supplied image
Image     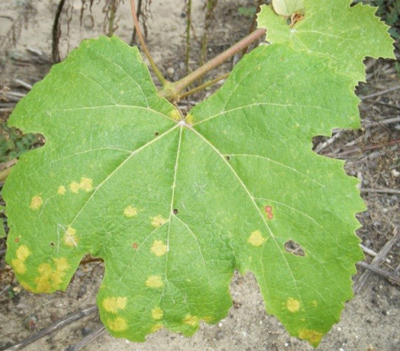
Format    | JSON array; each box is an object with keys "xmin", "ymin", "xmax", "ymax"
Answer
[
  {"xmin": 286, "ymin": 297, "xmax": 300, "ymax": 313},
  {"xmin": 183, "ymin": 314, "xmax": 199, "ymax": 327},
  {"xmin": 151, "ymin": 307, "xmax": 164, "ymax": 320},
  {"xmin": 107, "ymin": 317, "xmax": 128, "ymax": 332},
  {"xmin": 103, "ymin": 297, "xmax": 127, "ymax": 314},
  {"xmin": 146, "ymin": 275, "xmax": 164, "ymax": 288},
  {"xmin": 57, "ymin": 186, "xmax": 66, "ymax": 195},
  {"xmin": 248, "ymin": 230, "xmax": 266, "ymax": 247},
  {"xmin": 29, "ymin": 196, "xmax": 43, "ymax": 211},
  {"xmin": 151, "ymin": 215, "xmax": 167, "ymax": 228},
  {"xmin": 11, "ymin": 245, "xmax": 31, "ymax": 274},
  {"xmin": 298, "ymin": 328, "xmax": 323, "ymax": 346},
  {"xmin": 123, "ymin": 206, "xmax": 138, "ymax": 218},
  {"xmin": 69, "ymin": 177, "xmax": 93, "ymax": 194},
  {"xmin": 169, "ymin": 109, "xmax": 182, "ymax": 121},
  {"xmin": 185, "ymin": 114, "xmax": 194, "ymax": 125},
  {"xmin": 150, "ymin": 323, "xmax": 163, "ymax": 333},
  {"xmin": 284, "ymin": 240, "xmax": 305, "ymax": 256},
  {"xmin": 151, "ymin": 240, "xmax": 167, "ymax": 256},
  {"xmin": 63, "ymin": 226, "xmax": 78, "ymax": 247},
  {"xmin": 34, "ymin": 257, "xmax": 70, "ymax": 293}
]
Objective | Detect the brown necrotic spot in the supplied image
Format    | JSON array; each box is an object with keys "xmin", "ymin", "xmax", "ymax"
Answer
[
  {"xmin": 14, "ymin": 238, "xmax": 20, "ymax": 243},
  {"xmin": 225, "ymin": 155, "xmax": 231, "ymax": 161},
  {"xmin": 284, "ymin": 240, "xmax": 305, "ymax": 256},
  {"xmin": 132, "ymin": 243, "xmax": 138, "ymax": 249},
  {"xmin": 173, "ymin": 208, "xmax": 178, "ymax": 215},
  {"xmin": 50, "ymin": 242, "xmax": 55, "ymax": 247},
  {"xmin": 154, "ymin": 131, "xmax": 159, "ymax": 136}
]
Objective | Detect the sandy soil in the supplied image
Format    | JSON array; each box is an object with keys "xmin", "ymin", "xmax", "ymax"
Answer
[{"xmin": 0, "ymin": 1, "xmax": 400, "ymax": 351}]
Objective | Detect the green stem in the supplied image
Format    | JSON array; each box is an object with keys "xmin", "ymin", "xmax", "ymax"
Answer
[
  {"xmin": 160, "ymin": 28, "xmax": 266, "ymax": 101},
  {"xmin": 130, "ymin": 0, "xmax": 167, "ymax": 86},
  {"xmin": 179, "ymin": 72, "xmax": 229, "ymax": 99}
]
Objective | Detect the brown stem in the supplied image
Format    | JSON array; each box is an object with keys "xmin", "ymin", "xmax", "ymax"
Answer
[
  {"xmin": 241, "ymin": 0, "xmax": 263, "ymax": 56},
  {"xmin": 161, "ymin": 28, "xmax": 266, "ymax": 101},
  {"xmin": 179, "ymin": 72, "xmax": 229, "ymax": 99},
  {"xmin": 129, "ymin": 0, "xmax": 167, "ymax": 86},
  {"xmin": 185, "ymin": 0, "xmax": 192, "ymax": 75}
]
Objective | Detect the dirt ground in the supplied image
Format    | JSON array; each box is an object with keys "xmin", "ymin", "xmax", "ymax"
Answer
[{"xmin": 0, "ymin": 1, "xmax": 400, "ymax": 351}]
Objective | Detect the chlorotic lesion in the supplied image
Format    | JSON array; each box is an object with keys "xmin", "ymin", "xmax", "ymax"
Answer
[
  {"xmin": 286, "ymin": 297, "xmax": 300, "ymax": 313},
  {"xmin": 63, "ymin": 226, "xmax": 78, "ymax": 247},
  {"xmin": 29, "ymin": 196, "xmax": 43, "ymax": 210},
  {"xmin": 169, "ymin": 109, "xmax": 181, "ymax": 121},
  {"xmin": 11, "ymin": 245, "xmax": 31, "ymax": 274},
  {"xmin": 57, "ymin": 186, "xmax": 66, "ymax": 195},
  {"xmin": 34, "ymin": 257, "xmax": 70, "ymax": 293},
  {"xmin": 103, "ymin": 297, "xmax": 127, "ymax": 314},
  {"xmin": 151, "ymin": 307, "xmax": 164, "ymax": 320},
  {"xmin": 183, "ymin": 314, "xmax": 199, "ymax": 327},
  {"xmin": 107, "ymin": 317, "xmax": 128, "ymax": 332},
  {"xmin": 150, "ymin": 323, "xmax": 163, "ymax": 333},
  {"xmin": 146, "ymin": 275, "xmax": 164, "ymax": 288},
  {"xmin": 248, "ymin": 230, "xmax": 266, "ymax": 247},
  {"xmin": 123, "ymin": 206, "xmax": 138, "ymax": 218},
  {"xmin": 151, "ymin": 215, "xmax": 167, "ymax": 228},
  {"xmin": 298, "ymin": 328, "xmax": 323, "ymax": 346},
  {"xmin": 69, "ymin": 177, "xmax": 93, "ymax": 193},
  {"xmin": 151, "ymin": 240, "xmax": 167, "ymax": 256}
]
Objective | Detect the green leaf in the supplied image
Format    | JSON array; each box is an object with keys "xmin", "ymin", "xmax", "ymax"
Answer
[
  {"xmin": 272, "ymin": 0, "xmax": 304, "ymax": 16},
  {"xmin": 258, "ymin": 0, "xmax": 395, "ymax": 82},
  {"xmin": 3, "ymin": 1, "xmax": 394, "ymax": 347}
]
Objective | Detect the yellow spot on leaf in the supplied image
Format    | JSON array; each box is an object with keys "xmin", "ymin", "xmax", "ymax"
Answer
[
  {"xmin": 169, "ymin": 109, "xmax": 181, "ymax": 121},
  {"xmin": 183, "ymin": 314, "xmax": 199, "ymax": 327},
  {"xmin": 63, "ymin": 226, "xmax": 78, "ymax": 247},
  {"xmin": 124, "ymin": 206, "xmax": 138, "ymax": 218},
  {"xmin": 203, "ymin": 316, "xmax": 214, "ymax": 323},
  {"xmin": 69, "ymin": 178, "xmax": 93, "ymax": 193},
  {"xmin": 29, "ymin": 196, "xmax": 43, "ymax": 210},
  {"xmin": 12, "ymin": 245, "xmax": 31, "ymax": 274},
  {"xmin": 151, "ymin": 215, "xmax": 167, "ymax": 228},
  {"xmin": 20, "ymin": 281, "xmax": 33, "ymax": 291},
  {"xmin": 248, "ymin": 230, "xmax": 266, "ymax": 247},
  {"xmin": 286, "ymin": 298, "xmax": 300, "ymax": 313},
  {"xmin": 152, "ymin": 307, "xmax": 164, "ymax": 320},
  {"xmin": 151, "ymin": 323, "xmax": 163, "ymax": 333},
  {"xmin": 103, "ymin": 297, "xmax": 127, "ymax": 314},
  {"xmin": 146, "ymin": 275, "xmax": 163, "ymax": 289},
  {"xmin": 79, "ymin": 177, "xmax": 93, "ymax": 192},
  {"xmin": 34, "ymin": 258, "xmax": 70, "ymax": 293},
  {"xmin": 107, "ymin": 317, "xmax": 128, "ymax": 332},
  {"xmin": 185, "ymin": 114, "xmax": 194, "ymax": 125},
  {"xmin": 57, "ymin": 186, "xmax": 66, "ymax": 195},
  {"xmin": 69, "ymin": 182, "xmax": 80, "ymax": 193},
  {"xmin": 298, "ymin": 329, "xmax": 323, "ymax": 346},
  {"xmin": 151, "ymin": 240, "xmax": 167, "ymax": 256},
  {"xmin": 312, "ymin": 300, "xmax": 318, "ymax": 307}
]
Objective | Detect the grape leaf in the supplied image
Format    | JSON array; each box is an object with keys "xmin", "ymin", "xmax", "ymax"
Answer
[
  {"xmin": 272, "ymin": 0, "xmax": 304, "ymax": 16},
  {"xmin": 258, "ymin": 0, "xmax": 395, "ymax": 82},
  {"xmin": 4, "ymin": 1, "xmax": 394, "ymax": 348}
]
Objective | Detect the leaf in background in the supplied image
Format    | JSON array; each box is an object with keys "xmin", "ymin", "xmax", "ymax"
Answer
[{"xmin": 3, "ymin": 0, "xmax": 394, "ymax": 347}]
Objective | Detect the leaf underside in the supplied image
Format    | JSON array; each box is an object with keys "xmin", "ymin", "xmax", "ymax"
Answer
[{"xmin": 4, "ymin": 0, "xmax": 393, "ymax": 347}]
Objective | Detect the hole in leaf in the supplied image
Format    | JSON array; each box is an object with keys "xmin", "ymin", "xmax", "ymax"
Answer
[
  {"xmin": 173, "ymin": 209, "xmax": 178, "ymax": 215},
  {"xmin": 284, "ymin": 240, "xmax": 305, "ymax": 256},
  {"xmin": 154, "ymin": 131, "xmax": 159, "ymax": 136}
]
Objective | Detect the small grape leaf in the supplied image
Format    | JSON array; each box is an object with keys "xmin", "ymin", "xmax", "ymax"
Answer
[
  {"xmin": 272, "ymin": 0, "xmax": 304, "ymax": 16},
  {"xmin": 4, "ymin": 1, "xmax": 394, "ymax": 348},
  {"xmin": 258, "ymin": 0, "xmax": 395, "ymax": 82}
]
